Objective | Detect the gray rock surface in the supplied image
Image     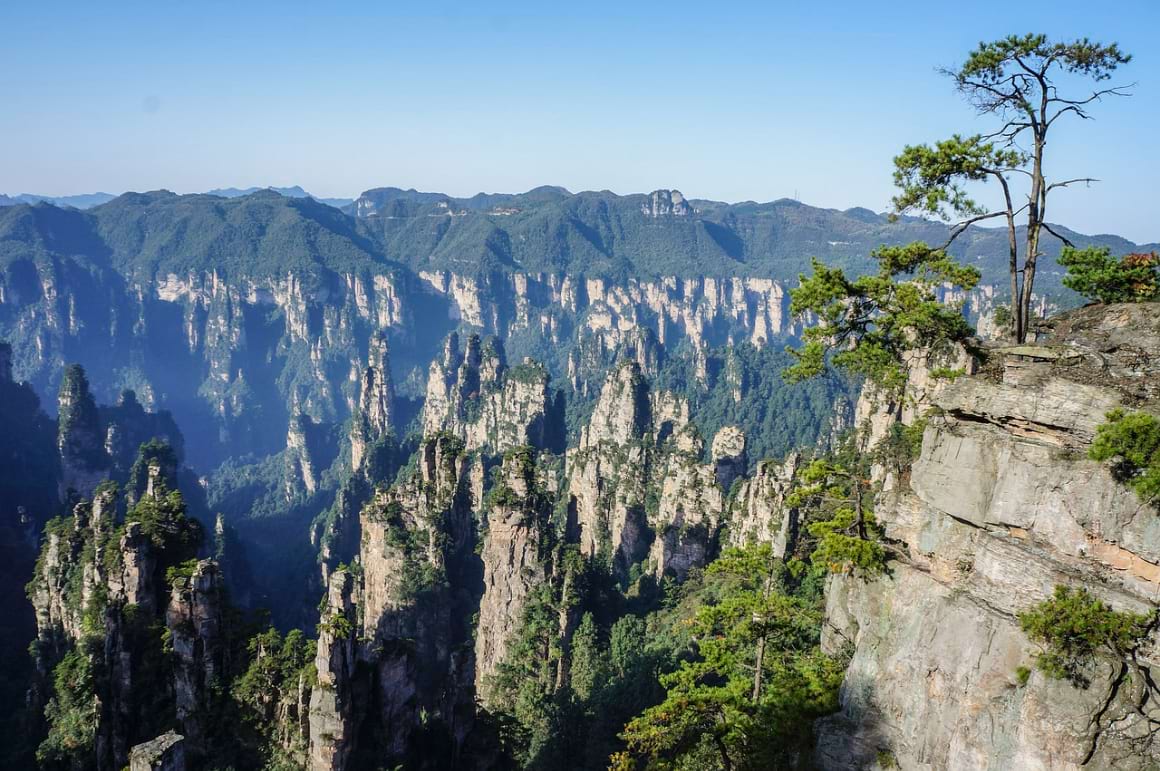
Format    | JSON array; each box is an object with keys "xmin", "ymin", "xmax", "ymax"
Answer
[
  {"xmin": 129, "ymin": 732, "xmax": 185, "ymax": 771},
  {"xmin": 818, "ymin": 302, "xmax": 1160, "ymax": 770}
]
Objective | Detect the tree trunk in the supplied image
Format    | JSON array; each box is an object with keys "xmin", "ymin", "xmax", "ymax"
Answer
[
  {"xmin": 752, "ymin": 634, "xmax": 767, "ymax": 703},
  {"xmin": 751, "ymin": 550, "xmax": 778, "ymax": 702},
  {"xmin": 854, "ymin": 485, "xmax": 867, "ymax": 541},
  {"xmin": 713, "ymin": 733, "xmax": 734, "ymax": 771},
  {"xmin": 996, "ymin": 175, "xmax": 1021, "ymax": 342}
]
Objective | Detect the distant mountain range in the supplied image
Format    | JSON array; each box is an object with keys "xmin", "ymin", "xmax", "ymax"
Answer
[
  {"xmin": 203, "ymin": 185, "xmax": 354, "ymax": 209},
  {"xmin": 0, "ymin": 186, "xmax": 1155, "ymax": 296},
  {"xmin": 0, "ymin": 186, "xmax": 354, "ymax": 211},
  {"xmin": 0, "ymin": 192, "xmax": 118, "ymax": 209}
]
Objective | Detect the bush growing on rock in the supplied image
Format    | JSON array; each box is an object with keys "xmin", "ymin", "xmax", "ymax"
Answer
[
  {"xmin": 1060, "ymin": 246, "xmax": 1159, "ymax": 304},
  {"xmin": 1018, "ymin": 585, "xmax": 1153, "ymax": 688},
  {"xmin": 1089, "ymin": 408, "xmax": 1160, "ymax": 504}
]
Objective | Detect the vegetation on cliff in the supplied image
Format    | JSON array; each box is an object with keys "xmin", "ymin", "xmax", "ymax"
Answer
[
  {"xmin": 1060, "ymin": 247, "xmax": 1160, "ymax": 305},
  {"xmin": 1090, "ymin": 408, "xmax": 1160, "ymax": 504}
]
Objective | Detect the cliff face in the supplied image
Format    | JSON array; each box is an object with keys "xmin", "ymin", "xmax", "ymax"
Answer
[
  {"xmin": 474, "ymin": 448, "xmax": 553, "ymax": 701},
  {"xmin": 308, "ymin": 569, "xmax": 358, "ymax": 771},
  {"xmin": 308, "ymin": 434, "xmax": 479, "ymax": 769},
  {"xmin": 166, "ymin": 560, "xmax": 227, "ymax": 754},
  {"xmin": 817, "ymin": 303, "xmax": 1160, "ymax": 770},
  {"xmin": 29, "ymin": 463, "xmax": 209, "ymax": 771},
  {"xmin": 350, "ymin": 331, "xmax": 394, "ymax": 472},
  {"xmin": 3, "ymin": 252, "xmax": 799, "ymax": 474},
  {"xmin": 726, "ymin": 452, "xmax": 800, "ymax": 556},
  {"xmin": 421, "ymin": 332, "xmax": 557, "ymax": 455},
  {"xmin": 564, "ymin": 360, "xmax": 744, "ymax": 579}
]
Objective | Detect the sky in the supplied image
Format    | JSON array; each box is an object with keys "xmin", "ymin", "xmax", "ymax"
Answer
[{"xmin": 1, "ymin": 1, "xmax": 1157, "ymax": 242}]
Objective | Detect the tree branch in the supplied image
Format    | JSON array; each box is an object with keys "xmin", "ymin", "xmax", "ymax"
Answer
[
  {"xmin": 1040, "ymin": 222, "xmax": 1075, "ymax": 248},
  {"xmin": 1045, "ymin": 177, "xmax": 1098, "ymax": 193}
]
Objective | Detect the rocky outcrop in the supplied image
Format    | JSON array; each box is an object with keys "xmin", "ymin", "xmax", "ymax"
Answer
[
  {"xmin": 308, "ymin": 434, "xmax": 479, "ymax": 768},
  {"xmin": 711, "ymin": 425, "xmax": 747, "ymax": 490},
  {"xmin": 308, "ymin": 569, "xmax": 358, "ymax": 771},
  {"xmin": 350, "ymin": 332, "xmax": 394, "ymax": 472},
  {"xmin": 57, "ymin": 364, "xmax": 109, "ymax": 499},
  {"xmin": 641, "ymin": 189, "xmax": 692, "ymax": 217},
  {"xmin": 566, "ymin": 360, "xmax": 741, "ymax": 578},
  {"xmin": 422, "ymin": 333, "xmax": 555, "ymax": 455},
  {"xmin": 166, "ymin": 560, "xmax": 226, "ymax": 753},
  {"xmin": 817, "ymin": 302, "xmax": 1160, "ymax": 770},
  {"xmin": 286, "ymin": 412, "xmax": 320, "ymax": 497},
  {"xmin": 649, "ymin": 445, "xmax": 723, "ymax": 581},
  {"xmin": 853, "ymin": 343, "xmax": 979, "ymax": 455},
  {"xmin": 129, "ymin": 732, "xmax": 185, "ymax": 771},
  {"xmin": 57, "ymin": 364, "xmax": 187, "ymax": 503},
  {"xmin": 566, "ymin": 361, "xmax": 654, "ymax": 571},
  {"xmin": 727, "ymin": 452, "xmax": 800, "ymax": 556},
  {"xmin": 474, "ymin": 448, "xmax": 552, "ymax": 701},
  {"xmin": 28, "ymin": 448, "xmax": 207, "ymax": 771}
]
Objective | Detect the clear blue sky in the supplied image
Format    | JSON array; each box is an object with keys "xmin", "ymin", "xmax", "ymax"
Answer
[{"xmin": 1, "ymin": 1, "xmax": 1157, "ymax": 241}]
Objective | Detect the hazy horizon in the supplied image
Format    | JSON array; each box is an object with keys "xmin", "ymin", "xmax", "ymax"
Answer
[{"xmin": 3, "ymin": 1, "xmax": 1158, "ymax": 241}]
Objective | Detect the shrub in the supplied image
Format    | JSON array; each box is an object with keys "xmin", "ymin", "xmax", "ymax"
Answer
[
  {"xmin": 38, "ymin": 649, "xmax": 99, "ymax": 765},
  {"xmin": 1059, "ymin": 246, "xmax": 1159, "ymax": 304},
  {"xmin": 1089, "ymin": 409, "xmax": 1160, "ymax": 504},
  {"xmin": 807, "ymin": 508, "xmax": 889, "ymax": 575},
  {"xmin": 1018, "ymin": 585, "xmax": 1153, "ymax": 688}
]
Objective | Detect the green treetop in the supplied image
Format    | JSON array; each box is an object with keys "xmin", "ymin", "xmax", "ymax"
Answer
[
  {"xmin": 892, "ymin": 34, "xmax": 1132, "ymax": 342},
  {"xmin": 785, "ymin": 243, "xmax": 979, "ymax": 394}
]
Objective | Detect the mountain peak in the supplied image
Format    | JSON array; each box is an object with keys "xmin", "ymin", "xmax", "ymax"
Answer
[{"xmin": 642, "ymin": 189, "xmax": 691, "ymax": 217}]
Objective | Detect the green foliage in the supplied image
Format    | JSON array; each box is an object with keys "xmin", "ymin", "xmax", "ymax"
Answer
[
  {"xmin": 1018, "ymin": 585, "xmax": 1153, "ymax": 688},
  {"xmin": 127, "ymin": 438, "xmax": 179, "ymax": 503},
  {"xmin": 1015, "ymin": 665, "xmax": 1032, "ymax": 686},
  {"xmin": 891, "ymin": 134, "xmax": 1023, "ymax": 222},
  {"xmin": 489, "ymin": 583, "xmax": 567, "ymax": 766},
  {"xmin": 37, "ymin": 648, "xmax": 100, "ymax": 766},
  {"xmin": 785, "ymin": 245, "xmax": 978, "ymax": 393},
  {"xmin": 319, "ymin": 611, "xmax": 354, "ymax": 640},
  {"xmin": 806, "ymin": 508, "xmax": 888, "ymax": 575},
  {"xmin": 570, "ymin": 613, "xmax": 610, "ymax": 703},
  {"xmin": 789, "ymin": 458, "xmax": 888, "ymax": 576},
  {"xmin": 232, "ymin": 627, "xmax": 317, "ymax": 766},
  {"xmin": 619, "ymin": 544, "xmax": 845, "ymax": 770},
  {"xmin": 957, "ymin": 34, "xmax": 1130, "ymax": 85},
  {"xmin": 166, "ymin": 558, "xmax": 200, "ymax": 586},
  {"xmin": 874, "ymin": 418, "xmax": 927, "ymax": 479},
  {"xmin": 1089, "ymin": 409, "xmax": 1160, "ymax": 504},
  {"xmin": 929, "ymin": 367, "xmax": 965, "ymax": 381},
  {"xmin": 1059, "ymin": 246, "xmax": 1159, "ymax": 304}
]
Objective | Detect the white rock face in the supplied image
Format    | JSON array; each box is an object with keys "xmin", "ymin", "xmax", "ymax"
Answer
[
  {"xmin": 350, "ymin": 331, "xmax": 394, "ymax": 471},
  {"xmin": 565, "ymin": 361, "xmax": 738, "ymax": 579},
  {"xmin": 711, "ymin": 425, "xmax": 747, "ymax": 489},
  {"xmin": 727, "ymin": 453, "xmax": 800, "ymax": 557},
  {"xmin": 421, "ymin": 333, "xmax": 552, "ymax": 455},
  {"xmin": 818, "ymin": 302, "xmax": 1160, "ymax": 770}
]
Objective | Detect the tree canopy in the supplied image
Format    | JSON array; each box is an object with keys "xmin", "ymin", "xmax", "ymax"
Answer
[{"xmin": 892, "ymin": 34, "xmax": 1133, "ymax": 342}]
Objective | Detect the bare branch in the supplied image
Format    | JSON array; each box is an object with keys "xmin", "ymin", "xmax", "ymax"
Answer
[
  {"xmin": 1045, "ymin": 177, "xmax": 1098, "ymax": 193},
  {"xmin": 1040, "ymin": 223, "xmax": 1075, "ymax": 248},
  {"xmin": 1047, "ymin": 105, "xmax": 1091, "ymax": 127},
  {"xmin": 980, "ymin": 118, "xmax": 1033, "ymax": 142},
  {"xmin": 940, "ymin": 208, "xmax": 1028, "ymax": 250},
  {"xmin": 1047, "ymin": 83, "xmax": 1135, "ymax": 107}
]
